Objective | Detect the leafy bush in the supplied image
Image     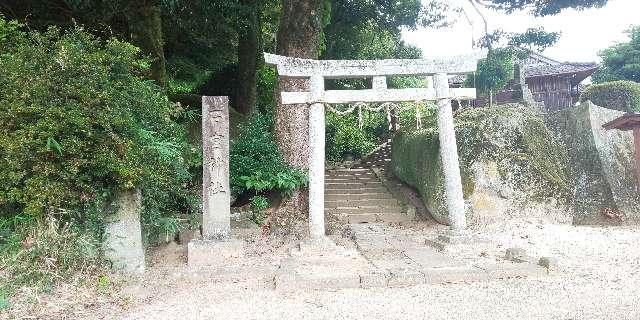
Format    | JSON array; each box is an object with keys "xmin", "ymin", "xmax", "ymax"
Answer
[
  {"xmin": 249, "ymin": 195, "xmax": 270, "ymax": 225},
  {"xmin": 0, "ymin": 20, "xmax": 194, "ymax": 289},
  {"xmin": 580, "ymin": 80, "xmax": 640, "ymax": 112},
  {"xmin": 325, "ymin": 112, "xmax": 379, "ymax": 162},
  {"xmin": 230, "ymin": 112, "xmax": 307, "ymax": 198}
]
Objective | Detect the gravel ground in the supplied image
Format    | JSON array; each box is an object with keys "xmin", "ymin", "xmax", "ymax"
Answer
[{"xmin": 112, "ymin": 219, "xmax": 640, "ymax": 320}]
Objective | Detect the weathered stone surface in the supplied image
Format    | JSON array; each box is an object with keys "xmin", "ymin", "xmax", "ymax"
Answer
[
  {"xmin": 359, "ymin": 270, "xmax": 390, "ymax": 288},
  {"xmin": 392, "ymin": 104, "xmax": 573, "ymax": 227},
  {"xmin": 202, "ymin": 96, "xmax": 231, "ymax": 239},
  {"xmin": 505, "ymin": 247, "xmax": 527, "ymax": 261},
  {"xmin": 550, "ymin": 101, "xmax": 640, "ymax": 224},
  {"xmin": 422, "ymin": 266, "xmax": 489, "ymax": 284},
  {"xmin": 387, "ymin": 268, "xmax": 425, "ymax": 287},
  {"xmin": 187, "ymin": 238, "xmax": 244, "ymax": 267},
  {"xmin": 538, "ymin": 257, "xmax": 558, "ymax": 271},
  {"xmin": 264, "ymin": 52, "xmax": 487, "ymax": 78},
  {"xmin": 104, "ymin": 189, "xmax": 145, "ymax": 273},
  {"xmin": 403, "ymin": 248, "xmax": 459, "ymax": 268},
  {"xmin": 475, "ymin": 262, "xmax": 547, "ymax": 279},
  {"xmin": 275, "ymin": 270, "xmax": 361, "ymax": 291},
  {"xmin": 434, "ymin": 73, "xmax": 467, "ymax": 234}
]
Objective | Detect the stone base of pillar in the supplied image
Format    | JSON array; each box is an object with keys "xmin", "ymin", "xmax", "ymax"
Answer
[{"xmin": 187, "ymin": 238, "xmax": 244, "ymax": 267}]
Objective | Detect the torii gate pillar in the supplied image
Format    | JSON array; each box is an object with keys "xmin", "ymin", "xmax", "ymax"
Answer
[
  {"xmin": 308, "ymin": 75, "xmax": 327, "ymax": 238},
  {"xmin": 434, "ymin": 73, "xmax": 467, "ymax": 235}
]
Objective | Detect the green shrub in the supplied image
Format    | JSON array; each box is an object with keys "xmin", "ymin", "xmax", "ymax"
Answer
[
  {"xmin": 325, "ymin": 112, "xmax": 379, "ymax": 161},
  {"xmin": 249, "ymin": 195, "xmax": 269, "ymax": 225},
  {"xmin": 230, "ymin": 112, "xmax": 307, "ymax": 198},
  {"xmin": 0, "ymin": 20, "xmax": 194, "ymax": 280},
  {"xmin": 580, "ymin": 80, "xmax": 640, "ymax": 112}
]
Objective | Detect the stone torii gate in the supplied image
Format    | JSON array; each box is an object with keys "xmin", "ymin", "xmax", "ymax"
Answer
[{"xmin": 265, "ymin": 51, "xmax": 486, "ymax": 241}]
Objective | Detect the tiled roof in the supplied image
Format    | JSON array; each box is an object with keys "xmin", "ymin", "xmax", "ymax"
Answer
[
  {"xmin": 449, "ymin": 50, "xmax": 598, "ymax": 84},
  {"xmin": 524, "ymin": 51, "xmax": 598, "ymax": 77}
]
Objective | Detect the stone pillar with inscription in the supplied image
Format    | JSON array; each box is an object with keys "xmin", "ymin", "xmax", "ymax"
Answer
[{"xmin": 188, "ymin": 96, "xmax": 244, "ymax": 267}]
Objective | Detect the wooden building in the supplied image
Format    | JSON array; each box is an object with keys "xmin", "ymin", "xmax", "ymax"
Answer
[{"xmin": 452, "ymin": 51, "xmax": 598, "ymax": 112}]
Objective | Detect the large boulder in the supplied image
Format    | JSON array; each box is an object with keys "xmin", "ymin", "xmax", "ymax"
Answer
[
  {"xmin": 549, "ymin": 101, "xmax": 640, "ymax": 225},
  {"xmin": 392, "ymin": 104, "xmax": 572, "ymax": 226}
]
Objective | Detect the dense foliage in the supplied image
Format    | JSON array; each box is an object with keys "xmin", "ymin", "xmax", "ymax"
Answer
[
  {"xmin": 326, "ymin": 113, "xmax": 379, "ymax": 162},
  {"xmin": 230, "ymin": 112, "xmax": 307, "ymax": 198},
  {"xmin": 465, "ymin": 48, "xmax": 515, "ymax": 105},
  {"xmin": 592, "ymin": 26, "xmax": 640, "ymax": 84},
  {"xmin": 0, "ymin": 21, "xmax": 195, "ymax": 294},
  {"xmin": 0, "ymin": 23, "xmax": 192, "ymax": 219},
  {"xmin": 580, "ymin": 81, "xmax": 640, "ymax": 112}
]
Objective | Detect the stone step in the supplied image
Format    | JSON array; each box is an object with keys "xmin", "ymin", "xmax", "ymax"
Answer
[
  {"xmin": 328, "ymin": 168, "xmax": 371, "ymax": 173},
  {"xmin": 326, "ymin": 172, "xmax": 376, "ymax": 178},
  {"xmin": 325, "ymin": 187, "xmax": 389, "ymax": 194},
  {"xmin": 324, "ymin": 176, "xmax": 379, "ymax": 182},
  {"xmin": 325, "ymin": 182, "xmax": 385, "ymax": 189},
  {"xmin": 334, "ymin": 213, "xmax": 378, "ymax": 224},
  {"xmin": 327, "ymin": 206, "xmax": 403, "ymax": 215},
  {"xmin": 325, "ymin": 193, "xmax": 394, "ymax": 201},
  {"xmin": 332, "ymin": 212, "xmax": 409, "ymax": 224},
  {"xmin": 325, "ymin": 198, "xmax": 399, "ymax": 208},
  {"xmin": 376, "ymin": 212, "xmax": 411, "ymax": 223},
  {"xmin": 325, "ymin": 168, "xmax": 375, "ymax": 177}
]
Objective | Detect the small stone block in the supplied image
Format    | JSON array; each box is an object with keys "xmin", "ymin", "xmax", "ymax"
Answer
[
  {"xmin": 275, "ymin": 272, "xmax": 361, "ymax": 291},
  {"xmin": 188, "ymin": 238, "xmax": 244, "ymax": 267},
  {"xmin": 480, "ymin": 262, "xmax": 547, "ymax": 279},
  {"xmin": 538, "ymin": 257, "xmax": 558, "ymax": 271},
  {"xmin": 387, "ymin": 269, "xmax": 425, "ymax": 287},
  {"xmin": 505, "ymin": 247, "xmax": 527, "ymax": 261},
  {"xmin": 360, "ymin": 271, "xmax": 390, "ymax": 288},
  {"xmin": 423, "ymin": 267, "xmax": 489, "ymax": 284}
]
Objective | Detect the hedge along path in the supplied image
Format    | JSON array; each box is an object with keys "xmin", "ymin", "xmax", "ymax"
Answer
[{"xmin": 265, "ymin": 51, "xmax": 487, "ymax": 240}]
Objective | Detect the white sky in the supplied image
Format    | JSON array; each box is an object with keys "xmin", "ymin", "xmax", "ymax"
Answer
[{"xmin": 402, "ymin": 0, "xmax": 639, "ymax": 62}]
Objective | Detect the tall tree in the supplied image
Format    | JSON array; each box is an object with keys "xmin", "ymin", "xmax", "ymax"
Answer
[
  {"xmin": 127, "ymin": 0, "xmax": 166, "ymax": 86},
  {"xmin": 270, "ymin": 0, "xmax": 325, "ymax": 234},
  {"xmin": 592, "ymin": 26, "xmax": 640, "ymax": 83},
  {"xmin": 235, "ymin": 0, "xmax": 261, "ymax": 115}
]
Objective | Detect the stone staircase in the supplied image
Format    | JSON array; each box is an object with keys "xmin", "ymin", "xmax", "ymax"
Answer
[{"xmin": 325, "ymin": 141, "xmax": 410, "ymax": 224}]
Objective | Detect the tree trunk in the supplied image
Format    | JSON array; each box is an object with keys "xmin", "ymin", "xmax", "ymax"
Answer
[
  {"xmin": 270, "ymin": 0, "xmax": 325, "ymax": 235},
  {"xmin": 236, "ymin": 0, "xmax": 260, "ymax": 115},
  {"xmin": 127, "ymin": 0, "xmax": 166, "ymax": 87}
]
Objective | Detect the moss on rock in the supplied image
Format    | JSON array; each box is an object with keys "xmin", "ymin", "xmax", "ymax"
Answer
[{"xmin": 391, "ymin": 104, "xmax": 571, "ymax": 225}]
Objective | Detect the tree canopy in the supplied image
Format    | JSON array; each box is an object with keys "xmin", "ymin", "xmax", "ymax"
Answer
[{"xmin": 593, "ymin": 25, "xmax": 640, "ymax": 83}]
